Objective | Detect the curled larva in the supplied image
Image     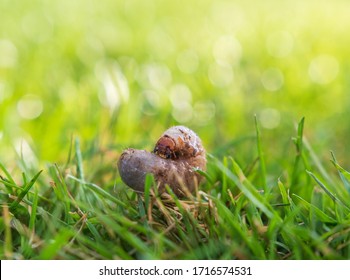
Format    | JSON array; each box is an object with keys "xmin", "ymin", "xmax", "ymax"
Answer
[
  {"xmin": 118, "ymin": 126, "xmax": 206, "ymax": 197},
  {"xmin": 153, "ymin": 125, "xmax": 204, "ymax": 160}
]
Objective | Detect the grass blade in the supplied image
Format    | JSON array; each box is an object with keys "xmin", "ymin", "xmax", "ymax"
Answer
[
  {"xmin": 291, "ymin": 117, "xmax": 305, "ymax": 186},
  {"xmin": 0, "ymin": 162, "xmax": 16, "ymax": 193},
  {"xmin": 67, "ymin": 175, "xmax": 136, "ymax": 213},
  {"xmin": 29, "ymin": 187, "xmax": 39, "ymax": 232},
  {"xmin": 292, "ymin": 194, "xmax": 337, "ymax": 223},
  {"xmin": 0, "ymin": 162, "xmax": 16, "ymax": 185},
  {"xmin": 144, "ymin": 173, "xmax": 153, "ymax": 213},
  {"xmin": 9, "ymin": 170, "xmax": 43, "ymax": 212},
  {"xmin": 2, "ymin": 205, "xmax": 13, "ymax": 259},
  {"xmin": 303, "ymin": 138, "xmax": 333, "ymax": 186},
  {"xmin": 331, "ymin": 151, "xmax": 350, "ymax": 194},
  {"xmin": 75, "ymin": 138, "xmax": 85, "ymax": 181},
  {"xmin": 215, "ymin": 157, "xmax": 275, "ymax": 219},
  {"xmin": 277, "ymin": 178, "xmax": 291, "ymax": 216},
  {"xmin": 306, "ymin": 170, "xmax": 350, "ymax": 211},
  {"xmin": 221, "ymin": 156, "xmax": 228, "ymax": 201},
  {"xmin": 254, "ymin": 115, "xmax": 267, "ymax": 190},
  {"xmin": 38, "ymin": 229, "xmax": 74, "ymax": 259}
]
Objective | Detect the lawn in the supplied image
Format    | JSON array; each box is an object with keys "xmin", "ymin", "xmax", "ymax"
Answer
[{"xmin": 1, "ymin": 0, "xmax": 350, "ymax": 259}]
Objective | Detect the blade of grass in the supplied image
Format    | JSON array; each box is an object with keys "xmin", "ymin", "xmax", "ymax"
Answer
[
  {"xmin": 75, "ymin": 137, "xmax": 85, "ymax": 181},
  {"xmin": 67, "ymin": 175, "xmax": 136, "ymax": 214},
  {"xmin": 38, "ymin": 229, "xmax": 75, "ymax": 259},
  {"xmin": 52, "ymin": 164, "xmax": 72, "ymax": 224},
  {"xmin": 306, "ymin": 170, "xmax": 350, "ymax": 211},
  {"xmin": 137, "ymin": 194, "xmax": 150, "ymax": 231},
  {"xmin": 303, "ymin": 137, "xmax": 334, "ymax": 186},
  {"xmin": 85, "ymin": 219, "xmax": 103, "ymax": 243},
  {"xmin": 254, "ymin": 115, "xmax": 267, "ymax": 191},
  {"xmin": 277, "ymin": 178, "xmax": 293, "ymax": 218},
  {"xmin": 9, "ymin": 170, "xmax": 43, "ymax": 212},
  {"xmin": 292, "ymin": 194, "xmax": 337, "ymax": 223},
  {"xmin": 144, "ymin": 173, "xmax": 153, "ymax": 214},
  {"xmin": 331, "ymin": 151, "xmax": 350, "ymax": 194},
  {"xmin": 29, "ymin": 187, "xmax": 39, "ymax": 232},
  {"xmin": 0, "ymin": 162, "xmax": 16, "ymax": 185},
  {"xmin": 213, "ymin": 196, "xmax": 266, "ymax": 258},
  {"xmin": 74, "ymin": 234, "xmax": 118, "ymax": 259},
  {"xmin": 3, "ymin": 205, "xmax": 13, "ymax": 259},
  {"xmin": 65, "ymin": 134, "xmax": 74, "ymax": 168},
  {"xmin": 0, "ymin": 162, "xmax": 16, "ymax": 193},
  {"xmin": 278, "ymin": 179, "xmax": 290, "ymax": 206},
  {"xmin": 221, "ymin": 156, "xmax": 228, "ymax": 201},
  {"xmin": 216, "ymin": 157, "xmax": 275, "ymax": 219},
  {"xmin": 310, "ymin": 186, "xmax": 325, "ymax": 229},
  {"xmin": 195, "ymin": 168, "xmax": 214, "ymax": 185},
  {"xmin": 21, "ymin": 172, "xmax": 27, "ymax": 187},
  {"xmin": 0, "ymin": 179, "xmax": 18, "ymax": 191},
  {"xmin": 291, "ymin": 117, "xmax": 305, "ymax": 186},
  {"xmin": 96, "ymin": 214, "xmax": 154, "ymax": 258}
]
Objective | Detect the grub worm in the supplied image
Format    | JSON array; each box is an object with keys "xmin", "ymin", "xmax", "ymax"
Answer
[{"xmin": 118, "ymin": 126, "xmax": 206, "ymax": 196}]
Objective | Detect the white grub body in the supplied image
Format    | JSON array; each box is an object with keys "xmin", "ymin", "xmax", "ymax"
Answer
[{"xmin": 118, "ymin": 126, "xmax": 206, "ymax": 197}]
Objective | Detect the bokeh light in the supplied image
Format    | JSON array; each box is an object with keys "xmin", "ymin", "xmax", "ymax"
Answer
[
  {"xmin": 208, "ymin": 62, "xmax": 234, "ymax": 88},
  {"xmin": 266, "ymin": 31, "xmax": 294, "ymax": 58},
  {"xmin": 176, "ymin": 49, "xmax": 199, "ymax": 74},
  {"xmin": 1, "ymin": 0, "xmax": 350, "ymax": 166},
  {"xmin": 261, "ymin": 68, "xmax": 284, "ymax": 92},
  {"xmin": 308, "ymin": 55, "xmax": 339, "ymax": 85},
  {"xmin": 17, "ymin": 95, "xmax": 43, "ymax": 120},
  {"xmin": 260, "ymin": 108, "xmax": 281, "ymax": 130},
  {"xmin": 0, "ymin": 39, "xmax": 17, "ymax": 68}
]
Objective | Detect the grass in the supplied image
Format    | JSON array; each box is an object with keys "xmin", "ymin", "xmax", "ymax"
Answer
[
  {"xmin": 2, "ymin": 0, "xmax": 350, "ymax": 260},
  {"xmin": 1, "ymin": 118, "xmax": 350, "ymax": 260}
]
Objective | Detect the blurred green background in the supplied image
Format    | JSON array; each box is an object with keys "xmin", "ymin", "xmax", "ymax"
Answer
[{"xmin": 1, "ymin": 0, "xmax": 350, "ymax": 172}]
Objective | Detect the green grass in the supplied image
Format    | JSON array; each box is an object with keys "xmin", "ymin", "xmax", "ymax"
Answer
[
  {"xmin": 1, "ymin": 118, "xmax": 350, "ymax": 260},
  {"xmin": 2, "ymin": 0, "xmax": 350, "ymax": 260}
]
